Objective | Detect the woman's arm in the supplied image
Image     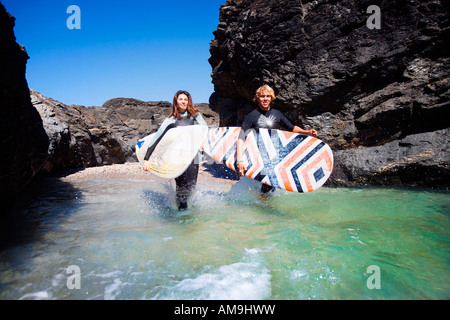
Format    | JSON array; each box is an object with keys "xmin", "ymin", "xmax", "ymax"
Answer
[
  {"xmin": 143, "ymin": 118, "xmax": 176, "ymax": 170},
  {"xmin": 194, "ymin": 113, "xmax": 208, "ymax": 126}
]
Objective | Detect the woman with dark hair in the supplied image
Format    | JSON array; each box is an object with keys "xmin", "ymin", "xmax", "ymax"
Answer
[{"xmin": 143, "ymin": 90, "xmax": 207, "ymax": 210}]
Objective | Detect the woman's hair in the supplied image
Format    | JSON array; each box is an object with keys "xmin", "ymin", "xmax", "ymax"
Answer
[
  {"xmin": 253, "ymin": 85, "xmax": 276, "ymax": 103},
  {"xmin": 170, "ymin": 90, "xmax": 199, "ymax": 120}
]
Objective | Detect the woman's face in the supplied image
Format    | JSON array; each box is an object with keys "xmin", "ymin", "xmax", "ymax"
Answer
[{"xmin": 177, "ymin": 94, "xmax": 189, "ymax": 112}]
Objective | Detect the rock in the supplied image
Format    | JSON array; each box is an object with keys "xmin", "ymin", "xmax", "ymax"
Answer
[
  {"xmin": 331, "ymin": 128, "xmax": 450, "ymax": 187},
  {"xmin": 209, "ymin": 0, "xmax": 450, "ymax": 188},
  {"xmin": 31, "ymin": 90, "xmax": 130, "ymax": 171},
  {"xmin": 91, "ymin": 98, "xmax": 219, "ymax": 144},
  {"xmin": 31, "ymin": 91, "xmax": 221, "ymax": 173},
  {"xmin": 1, "ymin": 1, "xmax": 221, "ymax": 200},
  {"xmin": 88, "ymin": 97, "xmax": 219, "ymax": 160},
  {"xmin": 0, "ymin": 4, "xmax": 49, "ymax": 211}
]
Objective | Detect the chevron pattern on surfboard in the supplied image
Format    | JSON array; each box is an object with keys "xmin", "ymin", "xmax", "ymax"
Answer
[{"xmin": 202, "ymin": 127, "xmax": 334, "ymax": 193}]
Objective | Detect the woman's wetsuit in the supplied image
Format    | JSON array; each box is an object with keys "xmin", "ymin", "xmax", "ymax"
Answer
[
  {"xmin": 144, "ymin": 112, "xmax": 207, "ymax": 210},
  {"xmin": 172, "ymin": 115, "xmax": 199, "ymax": 210}
]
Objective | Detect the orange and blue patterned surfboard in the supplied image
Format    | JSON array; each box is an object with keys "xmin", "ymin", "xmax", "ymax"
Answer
[{"xmin": 202, "ymin": 127, "xmax": 333, "ymax": 193}]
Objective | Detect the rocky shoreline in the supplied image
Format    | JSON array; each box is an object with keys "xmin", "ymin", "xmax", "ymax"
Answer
[
  {"xmin": 61, "ymin": 162, "xmax": 240, "ymax": 188},
  {"xmin": 1, "ymin": 2, "xmax": 449, "ymax": 212},
  {"xmin": 209, "ymin": 0, "xmax": 450, "ymax": 188},
  {"xmin": 30, "ymin": 89, "xmax": 220, "ymax": 173}
]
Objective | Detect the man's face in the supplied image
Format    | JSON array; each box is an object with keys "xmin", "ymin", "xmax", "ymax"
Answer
[{"xmin": 257, "ymin": 92, "xmax": 272, "ymax": 110}]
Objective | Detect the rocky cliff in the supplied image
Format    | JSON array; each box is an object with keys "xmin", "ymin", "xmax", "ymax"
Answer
[
  {"xmin": 209, "ymin": 0, "xmax": 450, "ymax": 188},
  {"xmin": 0, "ymin": 4, "xmax": 220, "ymax": 212},
  {"xmin": 30, "ymin": 90, "xmax": 220, "ymax": 173},
  {"xmin": 2, "ymin": 0, "xmax": 449, "ymax": 204},
  {"xmin": 31, "ymin": 90, "xmax": 129, "ymax": 172},
  {"xmin": 89, "ymin": 97, "xmax": 219, "ymax": 156},
  {"xmin": 0, "ymin": 4, "xmax": 49, "ymax": 211}
]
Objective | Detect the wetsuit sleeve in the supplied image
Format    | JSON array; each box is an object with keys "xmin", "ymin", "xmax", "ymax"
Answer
[
  {"xmin": 194, "ymin": 113, "xmax": 208, "ymax": 126},
  {"xmin": 143, "ymin": 117, "xmax": 176, "ymax": 161},
  {"xmin": 238, "ymin": 110, "xmax": 256, "ymax": 141},
  {"xmin": 275, "ymin": 110, "xmax": 295, "ymax": 131}
]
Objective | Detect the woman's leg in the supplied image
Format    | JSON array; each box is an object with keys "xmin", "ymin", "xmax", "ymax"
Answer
[{"xmin": 174, "ymin": 162, "xmax": 199, "ymax": 210}]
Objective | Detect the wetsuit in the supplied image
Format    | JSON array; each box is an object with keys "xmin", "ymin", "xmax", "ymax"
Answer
[
  {"xmin": 144, "ymin": 112, "xmax": 207, "ymax": 210},
  {"xmin": 238, "ymin": 108, "xmax": 296, "ymax": 194}
]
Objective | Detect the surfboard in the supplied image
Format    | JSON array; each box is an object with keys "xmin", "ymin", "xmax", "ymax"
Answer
[
  {"xmin": 135, "ymin": 125, "xmax": 208, "ymax": 179},
  {"xmin": 202, "ymin": 127, "xmax": 333, "ymax": 192}
]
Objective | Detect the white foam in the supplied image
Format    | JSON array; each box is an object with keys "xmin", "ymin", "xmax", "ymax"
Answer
[
  {"xmin": 290, "ymin": 269, "xmax": 309, "ymax": 280},
  {"xmin": 88, "ymin": 270, "xmax": 123, "ymax": 279},
  {"xmin": 156, "ymin": 248, "xmax": 272, "ymax": 300},
  {"xmin": 19, "ymin": 290, "xmax": 51, "ymax": 300},
  {"xmin": 104, "ymin": 278, "xmax": 122, "ymax": 300}
]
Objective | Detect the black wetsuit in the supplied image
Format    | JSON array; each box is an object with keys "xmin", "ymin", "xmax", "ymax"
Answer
[
  {"xmin": 239, "ymin": 108, "xmax": 296, "ymax": 194},
  {"xmin": 239, "ymin": 108, "xmax": 295, "ymax": 133},
  {"xmin": 144, "ymin": 115, "xmax": 201, "ymax": 210},
  {"xmin": 172, "ymin": 116, "xmax": 199, "ymax": 210}
]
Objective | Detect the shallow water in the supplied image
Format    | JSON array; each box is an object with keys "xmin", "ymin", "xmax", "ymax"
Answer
[{"xmin": 0, "ymin": 176, "xmax": 448, "ymax": 300}]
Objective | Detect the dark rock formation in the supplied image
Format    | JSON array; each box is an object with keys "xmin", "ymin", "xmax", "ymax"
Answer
[
  {"xmin": 1, "ymin": 0, "xmax": 221, "ymax": 204},
  {"xmin": 31, "ymin": 90, "xmax": 128, "ymax": 171},
  {"xmin": 209, "ymin": 0, "xmax": 450, "ymax": 188},
  {"xmin": 89, "ymin": 98, "xmax": 219, "ymax": 157},
  {"xmin": 31, "ymin": 91, "xmax": 220, "ymax": 173},
  {"xmin": 0, "ymin": 4, "xmax": 49, "ymax": 211}
]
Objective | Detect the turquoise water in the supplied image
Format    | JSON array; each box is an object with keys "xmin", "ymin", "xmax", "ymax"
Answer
[{"xmin": 0, "ymin": 176, "xmax": 448, "ymax": 300}]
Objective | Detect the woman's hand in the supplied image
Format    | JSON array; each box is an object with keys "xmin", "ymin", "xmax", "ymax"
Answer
[{"xmin": 143, "ymin": 161, "xmax": 148, "ymax": 171}]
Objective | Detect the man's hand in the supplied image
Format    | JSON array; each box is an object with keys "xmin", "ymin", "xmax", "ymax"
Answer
[
  {"xmin": 293, "ymin": 126, "xmax": 318, "ymax": 138},
  {"xmin": 143, "ymin": 160, "xmax": 148, "ymax": 171},
  {"xmin": 309, "ymin": 129, "xmax": 318, "ymax": 137},
  {"xmin": 238, "ymin": 162, "xmax": 246, "ymax": 176}
]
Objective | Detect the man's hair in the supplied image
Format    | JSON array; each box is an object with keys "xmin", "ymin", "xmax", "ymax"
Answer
[{"xmin": 253, "ymin": 85, "xmax": 276, "ymax": 103}]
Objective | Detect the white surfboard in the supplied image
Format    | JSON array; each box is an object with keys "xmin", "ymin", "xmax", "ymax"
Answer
[{"xmin": 135, "ymin": 125, "xmax": 208, "ymax": 179}]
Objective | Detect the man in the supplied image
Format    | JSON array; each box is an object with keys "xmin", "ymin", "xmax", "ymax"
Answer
[{"xmin": 236, "ymin": 85, "xmax": 318, "ymax": 196}]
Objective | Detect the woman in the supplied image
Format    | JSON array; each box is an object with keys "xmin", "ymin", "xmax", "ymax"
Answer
[
  {"xmin": 143, "ymin": 90, "xmax": 207, "ymax": 210},
  {"xmin": 236, "ymin": 85, "xmax": 318, "ymax": 197}
]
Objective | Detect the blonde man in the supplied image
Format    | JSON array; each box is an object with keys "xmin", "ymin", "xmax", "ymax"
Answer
[{"xmin": 236, "ymin": 85, "xmax": 318, "ymax": 196}]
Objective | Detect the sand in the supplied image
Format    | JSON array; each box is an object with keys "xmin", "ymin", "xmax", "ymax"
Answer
[{"xmin": 61, "ymin": 162, "xmax": 241, "ymax": 186}]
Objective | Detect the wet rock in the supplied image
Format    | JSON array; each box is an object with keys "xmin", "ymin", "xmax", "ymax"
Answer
[
  {"xmin": 31, "ymin": 91, "xmax": 220, "ymax": 173},
  {"xmin": 0, "ymin": 4, "xmax": 49, "ymax": 211},
  {"xmin": 31, "ymin": 90, "xmax": 128, "ymax": 171},
  {"xmin": 209, "ymin": 0, "xmax": 450, "ymax": 188}
]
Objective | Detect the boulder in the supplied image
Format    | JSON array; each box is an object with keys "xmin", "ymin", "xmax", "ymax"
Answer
[
  {"xmin": 209, "ymin": 0, "xmax": 450, "ymax": 188},
  {"xmin": 31, "ymin": 90, "xmax": 128, "ymax": 171},
  {"xmin": 31, "ymin": 91, "xmax": 220, "ymax": 172},
  {"xmin": 0, "ymin": 4, "xmax": 49, "ymax": 211}
]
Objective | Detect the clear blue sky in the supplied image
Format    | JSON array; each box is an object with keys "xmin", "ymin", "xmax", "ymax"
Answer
[{"xmin": 2, "ymin": 0, "xmax": 225, "ymax": 106}]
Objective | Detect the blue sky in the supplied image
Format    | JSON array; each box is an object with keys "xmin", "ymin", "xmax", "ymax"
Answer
[{"xmin": 2, "ymin": 0, "xmax": 225, "ymax": 106}]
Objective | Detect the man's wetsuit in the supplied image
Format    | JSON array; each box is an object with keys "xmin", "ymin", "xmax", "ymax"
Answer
[
  {"xmin": 238, "ymin": 108, "xmax": 296, "ymax": 194},
  {"xmin": 144, "ymin": 112, "xmax": 207, "ymax": 210}
]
